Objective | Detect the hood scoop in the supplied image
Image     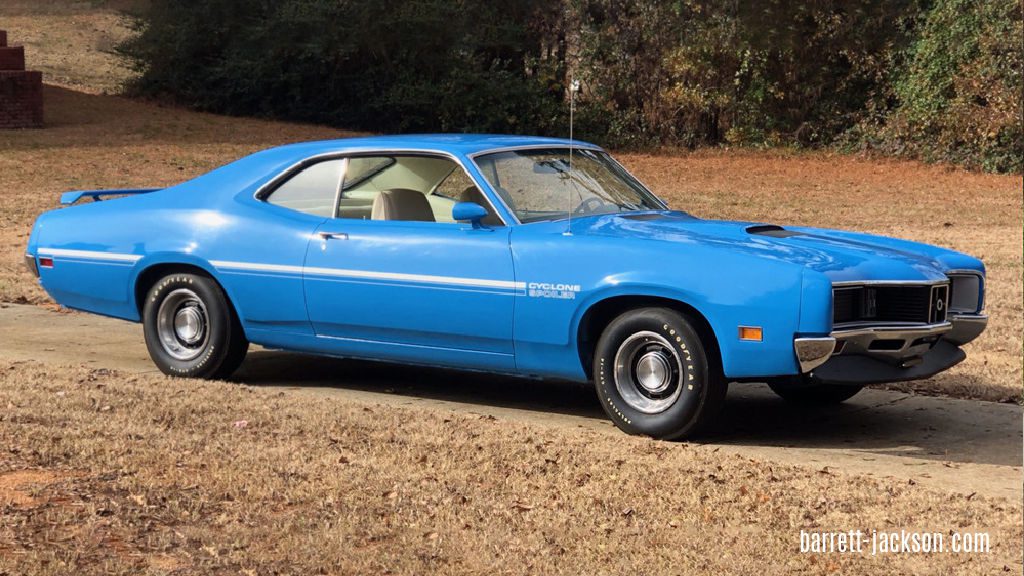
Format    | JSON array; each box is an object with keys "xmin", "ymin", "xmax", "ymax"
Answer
[{"xmin": 746, "ymin": 224, "xmax": 804, "ymax": 238}]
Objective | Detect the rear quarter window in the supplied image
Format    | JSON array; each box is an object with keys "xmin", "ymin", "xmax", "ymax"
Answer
[{"xmin": 266, "ymin": 160, "xmax": 344, "ymax": 217}]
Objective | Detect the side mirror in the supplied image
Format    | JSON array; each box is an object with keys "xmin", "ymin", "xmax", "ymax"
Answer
[{"xmin": 452, "ymin": 201, "xmax": 489, "ymax": 228}]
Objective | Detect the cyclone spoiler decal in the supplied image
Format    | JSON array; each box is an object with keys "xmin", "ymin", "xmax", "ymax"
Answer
[{"xmin": 527, "ymin": 281, "xmax": 581, "ymax": 300}]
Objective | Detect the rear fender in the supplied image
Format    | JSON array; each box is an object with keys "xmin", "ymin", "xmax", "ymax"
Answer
[{"xmin": 129, "ymin": 254, "xmax": 244, "ymax": 324}]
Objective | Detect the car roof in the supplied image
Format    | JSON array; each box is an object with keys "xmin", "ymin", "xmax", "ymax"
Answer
[
  {"xmin": 266, "ymin": 134, "xmax": 600, "ymax": 159},
  {"xmin": 178, "ymin": 134, "xmax": 605, "ymax": 202}
]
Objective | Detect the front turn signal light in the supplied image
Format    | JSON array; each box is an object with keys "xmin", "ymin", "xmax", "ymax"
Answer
[{"xmin": 739, "ymin": 326, "xmax": 763, "ymax": 341}]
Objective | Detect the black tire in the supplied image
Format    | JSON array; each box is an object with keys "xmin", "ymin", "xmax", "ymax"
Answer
[
  {"xmin": 142, "ymin": 272, "xmax": 248, "ymax": 379},
  {"xmin": 768, "ymin": 379, "xmax": 863, "ymax": 405},
  {"xmin": 593, "ymin": 307, "xmax": 726, "ymax": 440}
]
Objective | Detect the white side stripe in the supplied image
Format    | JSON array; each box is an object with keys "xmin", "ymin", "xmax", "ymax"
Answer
[
  {"xmin": 210, "ymin": 260, "xmax": 303, "ymax": 275},
  {"xmin": 33, "ymin": 250, "xmax": 524, "ymax": 291},
  {"xmin": 210, "ymin": 259, "xmax": 525, "ymax": 290},
  {"xmin": 37, "ymin": 248, "xmax": 142, "ymax": 263}
]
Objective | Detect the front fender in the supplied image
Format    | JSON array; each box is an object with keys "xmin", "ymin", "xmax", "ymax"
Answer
[{"xmin": 511, "ymin": 230, "xmax": 809, "ymax": 381}]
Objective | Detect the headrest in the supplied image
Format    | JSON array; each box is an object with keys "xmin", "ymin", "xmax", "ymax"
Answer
[{"xmin": 371, "ymin": 188, "xmax": 436, "ymax": 222}]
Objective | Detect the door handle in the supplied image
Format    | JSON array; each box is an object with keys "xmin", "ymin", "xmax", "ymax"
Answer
[{"xmin": 317, "ymin": 231, "xmax": 349, "ymax": 241}]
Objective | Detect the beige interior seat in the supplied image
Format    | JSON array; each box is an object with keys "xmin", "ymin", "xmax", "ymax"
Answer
[
  {"xmin": 458, "ymin": 186, "xmax": 502, "ymax": 226},
  {"xmin": 371, "ymin": 188, "xmax": 436, "ymax": 222}
]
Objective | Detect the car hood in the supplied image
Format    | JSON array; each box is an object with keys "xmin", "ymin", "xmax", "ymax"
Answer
[{"xmin": 578, "ymin": 212, "xmax": 958, "ymax": 283}]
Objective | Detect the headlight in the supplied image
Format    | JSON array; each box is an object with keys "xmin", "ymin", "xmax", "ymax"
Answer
[{"xmin": 948, "ymin": 273, "xmax": 983, "ymax": 314}]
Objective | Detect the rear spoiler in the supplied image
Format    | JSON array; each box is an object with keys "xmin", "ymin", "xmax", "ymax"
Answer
[{"xmin": 60, "ymin": 188, "xmax": 161, "ymax": 205}]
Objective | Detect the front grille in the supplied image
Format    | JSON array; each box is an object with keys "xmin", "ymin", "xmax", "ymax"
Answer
[{"xmin": 833, "ymin": 284, "xmax": 948, "ymax": 326}]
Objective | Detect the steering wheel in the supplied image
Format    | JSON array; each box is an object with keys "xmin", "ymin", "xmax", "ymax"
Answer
[{"xmin": 573, "ymin": 197, "xmax": 608, "ymax": 215}]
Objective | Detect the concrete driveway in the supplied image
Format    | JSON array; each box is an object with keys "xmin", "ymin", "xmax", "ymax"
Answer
[{"xmin": 1, "ymin": 302, "xmax": 1020, "ymax": 501}]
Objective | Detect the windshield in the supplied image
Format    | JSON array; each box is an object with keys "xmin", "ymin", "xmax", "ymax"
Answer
[{"xmin": 473, "ymin": 148, "xmax": 665, "ymax": 223}]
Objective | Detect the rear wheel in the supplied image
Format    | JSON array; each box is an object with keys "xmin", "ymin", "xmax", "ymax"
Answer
[
  {"xmin": 768, "ymin": 378, "xmax": 863, "ymax": 405},
  {"xmin": 593, "ymin": 307, "xmax": 726, "ymax": 440},
  {"xmin": 142, "ymin": 272, "xmax": 248, "ymax": 379}
]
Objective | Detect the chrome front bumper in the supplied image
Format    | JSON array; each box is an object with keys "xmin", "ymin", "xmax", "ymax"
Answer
[
  {"xmin": 945, "ymin": 314, "xmax": 987, "ymax": 345},
  {"xmin": 793, "ymin": 314, "xmax": 988, "ymax": 375}
]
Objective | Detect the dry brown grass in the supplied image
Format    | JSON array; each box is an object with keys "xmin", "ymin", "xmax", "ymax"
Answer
[
  {"xmin": 1, "ymin": 360, "xmax": 1020, "ymax": 575},
  {"xmin": 0, "ymin": 0, "xmax": 140, "ymax": 95}
]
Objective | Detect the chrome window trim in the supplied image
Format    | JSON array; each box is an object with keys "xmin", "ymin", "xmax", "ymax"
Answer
[
  {"xmin": 331, "ymin": 157, "xmax": 350, "ymax": 219},
  {"xmin": 253, "ymin": 149, "xmax": 511, "ymax": 227},
  {"xmin": 603, "ymin": 153, "xmax": 670, "ymax": 211},
  {"xmin": 465, "ymin": 143, "xmax": 604, "ymax": 159}
]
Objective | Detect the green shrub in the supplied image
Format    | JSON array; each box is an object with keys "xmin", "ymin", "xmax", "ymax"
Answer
[
  {"xmin": 854, "ymin": 0, "xmax": 1022, "ymax": 172},
  {"xmin": 119, "ymin": 0, "xmax": 562, "ymax": 135},
  {"xmin": 574, "ymin": 1, "xmax": 923, "ymax": 150},
  {"xmin": 118, "ymin": 0, "xmax": 1021, "ymax": 172}
]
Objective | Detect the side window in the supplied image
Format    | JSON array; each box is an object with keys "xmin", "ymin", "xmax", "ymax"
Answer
[
  {"xmin": 335, "ymin": 157, "xmax": 392, "ymax": 220},
  {"xmin": 266, "ymin": 160, "xmax": 343, "ymax": 217},
  {"xmin": 433, "ymin": 167, "xmax": 476, "ymax": 199},
  {"xmin": 336, "ymin": 155, "xmax": 498, "ymax": 224},
  {"xmin": 433, "ymin": 168, "xmax": 502, "ymax": 225},
  {"xmin": 265, "ymin": 154, "xmax": 503, "ymax": 224}
]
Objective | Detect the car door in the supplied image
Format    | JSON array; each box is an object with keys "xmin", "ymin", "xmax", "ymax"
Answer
[{"xmin": 302, "ymin": 154, "xmax": 518, "ymax": 371}]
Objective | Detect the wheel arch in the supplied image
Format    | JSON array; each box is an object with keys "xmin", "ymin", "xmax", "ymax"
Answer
[
  {"xmin": 131, "ymin": 258, "xmax": 244, "ymax": 331},
  {"xmin": 575, "ymin": 293, "xmax": 722, "ymax": 381}
]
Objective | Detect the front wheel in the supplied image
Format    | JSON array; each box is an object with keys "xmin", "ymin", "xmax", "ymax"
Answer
[
  {"xmin": 593, "ymin": 307, "xmax": 726, "ymax": 440},
  {"xmin": 142, "ymin": 272, "xmax": 248, "ymax": 379}
]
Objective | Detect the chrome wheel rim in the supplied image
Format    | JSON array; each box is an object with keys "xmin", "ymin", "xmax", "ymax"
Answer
[
  {"xmin": 613, "ymin": 331, "xmax": 682, "ymax": 414},
  {"xmin": 156, "ymin": 288, "xmax": 209, "ymax": 361}
]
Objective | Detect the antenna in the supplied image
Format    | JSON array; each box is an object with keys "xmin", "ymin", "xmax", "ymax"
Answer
[{"xmin": 565, "ymin": 78, "xmax": 580, "ymax": 236}]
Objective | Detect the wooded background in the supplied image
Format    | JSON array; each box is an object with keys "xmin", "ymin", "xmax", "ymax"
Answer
[{"xmin": 117, "ymin": 0, "xmax": 1021, "ymax": 173}]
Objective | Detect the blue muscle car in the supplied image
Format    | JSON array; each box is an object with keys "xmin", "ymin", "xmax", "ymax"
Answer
[{"xmin": 25, "ymin": 135, "xmax": 988, "ymax": 439}]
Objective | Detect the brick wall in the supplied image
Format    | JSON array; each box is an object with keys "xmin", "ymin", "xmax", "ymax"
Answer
[
  {"xmin": 0, "ymin": 70, "xmax": 43, "ymax": 128},
  {"xmin": 0, "ymin": 45, "xmax": 25, "ymax": 70},
  {"xmin": 0, "ymin": 30, "xmax": 43, "ymax": 128}
]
